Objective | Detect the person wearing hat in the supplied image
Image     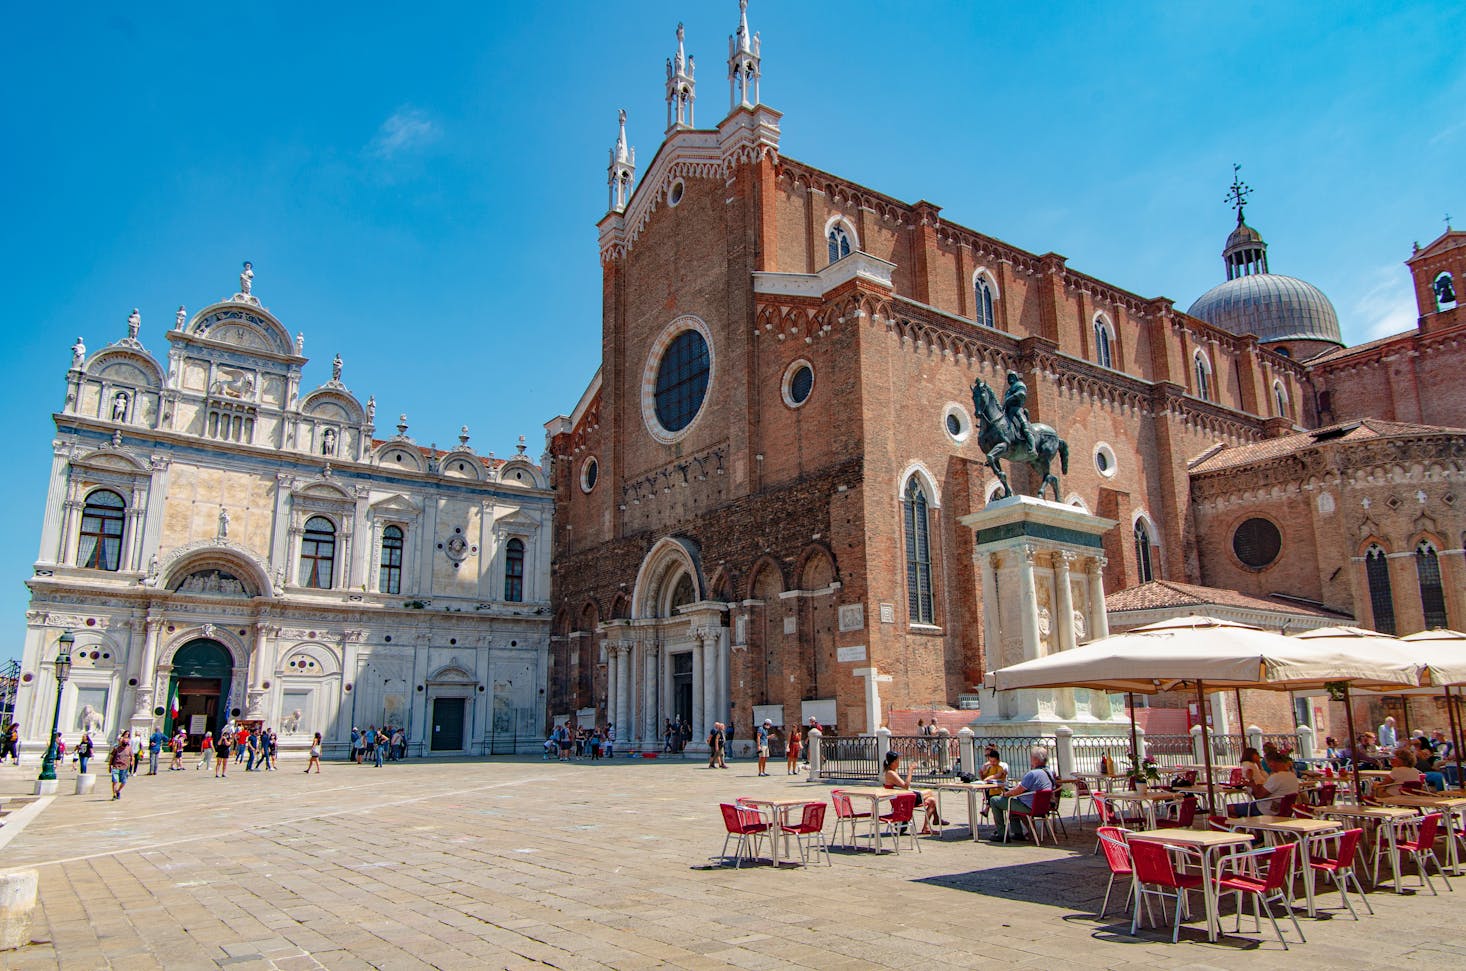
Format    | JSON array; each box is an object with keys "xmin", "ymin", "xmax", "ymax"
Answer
[{"xmin": 757, "ymin": 719, "xmax": 773, "ymax": 776}]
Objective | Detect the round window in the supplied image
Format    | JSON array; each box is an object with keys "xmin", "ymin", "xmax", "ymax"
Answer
[
  {"xmin": 580, "ymin": 457, "xmax": 599, "ymax": 493},
  {"xmin": 942, "ymin": 403, "xmax": 972, "ymax": 443},
  {"xmin": 1096, "ymin": 451, "xmax": 1109, "ymax": 472},
  {"xmin": 667, "ymin": 179, "xmax": 685, "ymax": 207},
  {"xmin": 653, "ymin": 330, "xmax": 710, "ymax": 433},
  {"xmin": 1232, "ymin": 518, "xmax": 1282, "ymax": 569},
  {"xmin": 946, "ymin": 414, "xmax": 961, "ymax": 436},
  {"xmin": 781, "ymin": 360, "xmax": 814, "ymax": 408},
  {"xmin": 1094, "ymin": 443, "xmax": 1117, "ymax": 477}
]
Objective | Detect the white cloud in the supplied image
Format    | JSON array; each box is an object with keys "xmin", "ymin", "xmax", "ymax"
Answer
[
  {"xmin": 1351, "ymin": 263, "xmax": 1418, "ymax": 342},
  {"xmin": 369, "ymin": 107, "xmax": 440, "ymax": 159}
]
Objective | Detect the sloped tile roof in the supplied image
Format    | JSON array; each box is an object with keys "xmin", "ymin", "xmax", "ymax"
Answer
[
  {"xmin": 1107, "ymin": 580, "xmax": 1347, "ymax": 619},
  {"xmin": 1187, "ymin": 418, "xmax": 1463, "ymax": 474}
]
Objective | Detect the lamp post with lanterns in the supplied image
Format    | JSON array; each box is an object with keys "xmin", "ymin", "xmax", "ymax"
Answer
[{"xmin": 37, "ymin": 630, "xmax": 74, "ymax": 786}]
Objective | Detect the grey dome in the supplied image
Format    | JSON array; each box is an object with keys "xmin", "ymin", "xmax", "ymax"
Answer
[{"xmin": 1186, "ymin": 273, "xmax": 1342, "ymax": 346}]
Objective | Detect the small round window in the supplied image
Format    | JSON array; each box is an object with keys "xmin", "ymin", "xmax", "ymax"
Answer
[
  {"xmin": 946, "ymin": 414, "xmax": 961, "ymax": 435},
  {"xmin": 1233, "ymin": 518, "xmax": 1282, "ymax": 569},
  {"xmin": 1094, "ymin": 443, "xmax": 1117, "ymax": 478},
  {"xmin": 667, "ymin": 179, "xmax": 685, "ymax": 207},
  {"xmin": 781, "ymin": 360, "xmax": 814, "ymax": 408},
  {"xmin": 942, "ymin": 403, "xmax": 971, "ymax": 444},
  {"xmin": 653, "ymin": 330, "xmax": 710, "ymax": 433},
  {"xmin": 580, "ymin": 457, "xmax": 599, "ymax": 494}
]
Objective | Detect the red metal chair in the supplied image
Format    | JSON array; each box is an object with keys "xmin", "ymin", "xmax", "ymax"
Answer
[
  {"xmin": 1129, "ymin": 839, "xmax": 1204, "ymax": 942},
  {"xmin": 1274, "ymin": 793, "xmax": 1298, "ymax": 817},
  {"xmin": 830, "ymin": 789, "xmax": 871, "ymax": 850},
  {"xmin": 1157, "ymin": 794, "xmax": 1198, "ymax": 830},
  {"xmin": 1401, "ymin": 779, "xmax": 1428, "ymax": 794},
  {"xmin": 1071, "ymin": 775, "xmax": 1098, "ymax": 821},
  {"xmin": 1207, "ymin": 814, "xmax": 1233, "ymax": 832},
  {"xmin": 1290, "ymin": 802, "xmax": 1317, "ymax": 819},
  {"xmin": 1314, "ymin": 783, "xmax": 1338, "ymax": 807},
  {"xmin": 1214, "ymin": 842, "xmax": 1305, "ymax": 949},
  {"xmin": 780, "ymin": 801, "xmax": 831, "ymax": 866},
  {"xmin": 1092, "ymin": 793, "xmax": 1139, "ymax": 851},
  {"xmin": 1395, "ymin": 812, "xmax": 1451, "ymax": 895},
  {"xmin": 1096, "ymin": 825, "xmax": 1138, "ymax": 918},
  {"xmin": 1307, "ymin": 827, "xmax": 1372, "ymax": 920},
  {"xmin": 878, "ymin": 793, "xmax": 920, "ymax": 854},
  {"xmin": 1009, "ymin": 789, "xmax": 1056, "ymax": 845},
  {"xmin": 718, "ymin": 803, "xmax": 770, "ymax": 868}
]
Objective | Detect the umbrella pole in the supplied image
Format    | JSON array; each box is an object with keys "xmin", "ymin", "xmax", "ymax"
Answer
[
  {"xmin": 1447, "ymin": 685, "xmax": 1464, "ymax": 793},
  {"xmin": 1400, "ymin": 695, "xmax": 1411, "ymax": 739},
  {"xmin": 1234, "ymin": 688, "xmax": 1245, "ymax": 740},
  {"xmin": 1127, "ymin": 692, "xmax": 1139, "ymax": 769},
  {"xmin": 1197, "ymin": 681, "xmax": 1216, "ymax": 816},
  {"xmin": 1343, "ymin": 685, "xmax": 1362, "ymax": 804}
]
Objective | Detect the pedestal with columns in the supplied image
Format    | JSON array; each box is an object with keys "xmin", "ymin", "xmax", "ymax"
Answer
[{"xmin": 959, "ymin": 495, "xmax": 1130, "ymax": 737}]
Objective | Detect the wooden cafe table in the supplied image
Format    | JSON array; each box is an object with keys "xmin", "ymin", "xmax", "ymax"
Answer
[
  {"xmin": 1225, "ymin": 815, "xmax": 1342, "ymax": 917},
  {"xmin": 1315, "ymin": 803, "xmax": 1418, "ymax": 892},
  {"xmin": 832, "ymin": 786, "xmax": 902, "ymax": 852},
  {"xmin": 1127, "ymin": 829, "xmax": 1256, "ymax": 942},
  {"xmin": 926, "ymin": 780, "xmax": 1003, "ymax": 841},
  {"xmin": 737, "ymin": 796, "xmax": 823, "ymax": 867},
  {"xmin": 1103, "ymin": 789, "xmax": 1181, "ymax": 830},
  {"xmin": 1376, "ymin": 792, "xmax": 1466, "ymax": 873}
]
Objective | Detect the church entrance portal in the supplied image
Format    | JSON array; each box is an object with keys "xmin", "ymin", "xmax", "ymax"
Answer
[
  {"xmin": 672, "ymin": 652, "xmax": 693, "ymax": 728},
  {"xmin": 167, "ymin": 639, "xmax": 233, "ymax": 748}
]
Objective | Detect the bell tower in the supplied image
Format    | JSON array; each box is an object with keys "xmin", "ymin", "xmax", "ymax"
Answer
[
  {"xmin": 727, "ymin": 0, "xmax": 762, "ymax": 111},
  {"xmin": 665, "ymin": 23, "xmax": 696, "ymax": 132},
  {"xmin": 606, "ymin": 109, "xmax": 635, "ymax": 213}
]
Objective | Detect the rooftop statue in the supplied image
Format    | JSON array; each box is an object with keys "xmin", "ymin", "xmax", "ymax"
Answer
[
  {"xmin": 240, "ymin": 260, "xmax": 254, "ymax": 296},
  {"xmin": 971, "ymin": 372, "xmax": 1069, "ymax": 502},
  {"xmin": 127, "ymin": 308, "xmax": 141, "ymax": 341}
]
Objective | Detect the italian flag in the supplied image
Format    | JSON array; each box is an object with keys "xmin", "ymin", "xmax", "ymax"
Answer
[{"xmin": 169, "ymin": 686, "xmax": 180, "ymax": 720}]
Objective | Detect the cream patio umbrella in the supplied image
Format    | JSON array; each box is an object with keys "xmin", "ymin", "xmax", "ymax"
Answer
[
  {"xmin": 991, "ymin": 616, "xmax": 1421, "ymax": 808},
  {"xmin": 1398, "ymin": 629, "xmax": 1466, "ymax": 788}
]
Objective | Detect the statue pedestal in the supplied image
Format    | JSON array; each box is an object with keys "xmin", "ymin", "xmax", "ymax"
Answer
[{"xmin": 959, "ymin": 495, "xmax": 1129, "ymax": 735}]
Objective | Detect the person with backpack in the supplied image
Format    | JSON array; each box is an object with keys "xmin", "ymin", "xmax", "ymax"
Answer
[{"xmin": 107, "ymin": 730, "xmax": 133, "ymax": 800}]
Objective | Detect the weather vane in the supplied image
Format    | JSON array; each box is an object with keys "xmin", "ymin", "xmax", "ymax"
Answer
[
  {"xmin": 1447, "ymin": 212, "xmax": 1454, "ymax": 231},
  {"xmin": 1225, "ymin": 163, "xmax": 1253, "ymax": 224}
]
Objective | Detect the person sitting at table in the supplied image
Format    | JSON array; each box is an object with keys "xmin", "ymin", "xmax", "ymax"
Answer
[
  {"xmin": 987, "ymin": 746, "xmax": 1056, "ymax": 841},
  {"xmin": 1430, "ymin": 729, "xmax": 1453, "ymax": 759},
  {"xmin": 1239, "ymin": 747, "xmax": 1267, "ymax": 787},
  {"xmin": 978, "ymin": 748, "xmax": 1008, "ymax": 783},
  {"xmin": 881, "ymin": 750, "xmax": 945, "ymax": 834},
  {"xmin": 1374, "ymin": 747, "xmax": 1425, "ymax": 796},
  {"xmin": 1414, "ymin": 738, "xmax": 1448, "ymax": 792},
  {"xmin": 1354, "ymin": 733, "xmax": 1383, "ymax": 769},
  {"xmin": 1228, "ymin": 751, "xmax": 1300, "ymax": 817}
]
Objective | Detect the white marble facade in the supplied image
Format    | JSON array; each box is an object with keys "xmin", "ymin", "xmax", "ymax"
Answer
[{"xmin": 16, "ymin": 274, "xmax": 552, "ymax": 758}]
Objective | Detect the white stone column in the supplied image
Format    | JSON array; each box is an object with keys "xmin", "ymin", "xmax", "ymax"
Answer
[
  {"xmin": 979, "ymin": 551, "xmax": 1000, "ymax": 663},
  {"xmin": 132, "ymin": 616, "xmax": 163, "ymax": 721},
  {"xmin": 691, "ymin": 638, "xmax": 705, "ymax": 740},
  {"xmin": 604, "ymin": 645, "xmax": 618, "ymax": 729},
  {"xmin": 958, "ymin": 726, "xmax": 976, "ymax": 776},
  {"xmin": 58, "ymin": 496, "xmax": 82, "ymax": 566},
  {"xmin": 1016, "ymin": 545, "xmax": 1041, "ymax": 662},
  {"xmin": 714, "ymin": 627, "xmax": 729, "ymax": 731},
  {"xmin": 617, "ymin": 645, "xmax": 632, "ymax": 740},
  {"xmin": 660, "ymin": 643, "xmax": 672, "ymax": 731},
  {"xmin": 1087, "ymin": 555, "xmax": 1109, "ymax": 640},
  {"xmin": 643, "ymin": 643, "xmax": 659, "ymax": 749},
  {"xmin": 700, "ymin": 628, "xmax": 717, "ymax": 733},
  {"xmin": 806, "ymin": 727, "xmax": 822, "ymax": 781},
  {"xmin": 124, "ymin": 487, "xmax": 147, "ymax": 571},
  {"xmin": 1053, "ymin": 552, "xmax": 1076, "ymax": 653}
]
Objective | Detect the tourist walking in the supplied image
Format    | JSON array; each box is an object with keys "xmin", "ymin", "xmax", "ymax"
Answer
[
  {"xmin": 235, "ymin": 725, "xmax": 250, "ymax": 763},
  {"xmin": 244, "ymin": 729, "xmax": 260, "ymax": 771},
  {"xmin": 786, "ymin": 726, "xmax": 802, "ymax": 775},
  {"xmin": 373, "ymin": 728, "xmax": 386, "ymax": 767},
  {"xmin": 756, "ymin": 719, "xmax": 771, "ymax": 776},
  {"xmin": 169, "ymin": 729, "xmax": 187, "ymax": 770},
  {"xmin": 305, "ymin": 732, "xmax": 322, "ymax": 773},
  {"xmin": 76, "ymin": 732, "xmax": 94, "ymax": 774},
  {"xmin": 214, "ymin": 731, "xmax": 231, "ymax": 777},
  {"xmin": 147, "ymin": 727, "xmax": 166, "ymax": 775},
  {"xmin": 350, "ymin": 727, "xmax": 363, "ymax": 763},
  {"xmin": 707, "ymin": 722, "xmax": 728, "ymax": 769},
  {"xmin": 198, "ymin": 731, "xmax": 215, "ymax": 772},
  {"xmin": 604, "ymin": 724, "xmax": 615, "ymax": 759},
  {"xmin": 107, "ymin": 730, "xmax": 133, "ymax": 800}
]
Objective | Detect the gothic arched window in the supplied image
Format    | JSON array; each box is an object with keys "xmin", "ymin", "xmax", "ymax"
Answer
[
  {"xmin": 1365, "ymin": 545, "xmax": 1396, "ymax": 635},
  {"xmin": 1273, "ymin": 381, "xmax": 1289, "ymax": 418},
  {"xmin": 379, "ymin": 525, "xmax": 404, "ymax": 595},
  {"xmin": 975, "ymin": 275, "xmax": 996, "ymax": 328},
  {"xmin": 1133, "ymin": 519, "xmax": 1155, "ymax": 583},
  {"xmin": 1416, "ymin": 541, "xmax": 1448, "ymax": 630},
  {"xmin": 903, "ymin": 477, "xmax": 934, "ymax": 624},
  {"xmin": 1094, "ymin": 316, "xmax": 1114, "ymax": 369},
  {"xmin": 78, "ymin": 489, "xmax": 125, "ymax": 572},
  {"xmin": 1194, "ymin": 351, "xmax": 1213, "ymax": 402},
  {"xmin": 299, "ymin": 516, "xmax": 336, "ymax": 589},
  {"xmin": 827, "ymin": 226, "xmax": 852, "ymax": 264},
  {"xmin": 504, "ymin": 538, "xmax": 526, "ymax": 603}
]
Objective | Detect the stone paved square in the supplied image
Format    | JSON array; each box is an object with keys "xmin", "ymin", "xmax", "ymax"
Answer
[{"xmin": 2, "ymin": 757, "xmax": 1465, "ymax": 969}]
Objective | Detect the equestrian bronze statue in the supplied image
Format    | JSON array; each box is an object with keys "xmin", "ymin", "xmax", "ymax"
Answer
[{"xmin": 971, "ymin": 372, "xmax": 1069, "ymax": 501}]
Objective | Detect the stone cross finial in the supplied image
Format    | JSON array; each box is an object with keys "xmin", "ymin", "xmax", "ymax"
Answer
[{"xmin": 127, "ymin": 308, "xmax": 141, "ymax": 340}]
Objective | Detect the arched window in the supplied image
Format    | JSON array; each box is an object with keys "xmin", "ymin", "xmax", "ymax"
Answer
[
  {"xmin": 1093, "ymin": 316, "xmax": 1114, "ymax": 369},
  {"xmin": 974, "ymin": 275, "xmax": 996, "ymax": 328},
  {"xmin": 504, "ymin": 538, "xmax": 525, "ymax": 602},
  {"xmin": 1434, "ymin": 271, "xmax": 1458, "ymax": 311},
  {"xmin": 827, "ymin": 226, "xmax": 852, "ymax": 264},
  {"xmin": 1416, "ymin": 541, "xmax": 1448, "ymax": 629},
  {"xmin": 1365, "ymin": 545, "xmax": 1396, "ymax": 635},
  {"xmin": 903, "ymin": 478, "xmax": 934, "ymax": 624},
  {"xmin": 78, "ymin": 489, "xmax": 125, "ymax": 571},
  {"xmin": 1194, "ymin": 352, "xmax": 1213, "ymax": 402},
  {"xmin": 1133, "ymin": 519, "xmax": 1155, "ymax": 583},
  {"xmin": 1273, "ymin": 380, "xmax": 1289, "ymax": 418},
  {"xmin": 299, "ymin": 516, "xmax": 336, "ymax": 589},
  {"xmin": 379, "ymin": 525, "xmax": 404, "ymax": 595}
]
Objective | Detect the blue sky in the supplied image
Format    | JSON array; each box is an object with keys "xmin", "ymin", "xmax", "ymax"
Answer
[{"xmin": 1, "ymin": 2, "xmax": 1460, "ymax": 663}]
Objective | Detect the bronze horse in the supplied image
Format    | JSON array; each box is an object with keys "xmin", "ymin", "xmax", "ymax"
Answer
[{"xmin": 971, "ymin": 378, "xmax": 1069, "ymax": 501}]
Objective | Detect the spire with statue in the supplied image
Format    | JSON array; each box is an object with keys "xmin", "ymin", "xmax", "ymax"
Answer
[
  {"xmin": 727, "ymin": 0, "xmax": 762, "ymax": 110},
  {"xmin": 666, "ymin": 22, "xmax": 695, "ymax": 131},
  {"xmin": 607, "ymin": 109, "xmax": 636, "ymax": 213}
]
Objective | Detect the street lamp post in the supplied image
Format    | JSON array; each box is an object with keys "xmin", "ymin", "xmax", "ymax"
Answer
[{"xmin": 37, "ymin": 631, "xmax": 74, "ymax": 786}]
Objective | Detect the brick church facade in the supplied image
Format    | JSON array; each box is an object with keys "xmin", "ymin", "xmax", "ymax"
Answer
[{"xmin": 546, "ymin": 3, "xmax": 1466, "ymax": 746}]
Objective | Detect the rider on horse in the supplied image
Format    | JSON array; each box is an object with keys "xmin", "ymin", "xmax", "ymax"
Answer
[{"xmin": 1004, "ymin": 371, "xmax": 1037, "ymax": 454}]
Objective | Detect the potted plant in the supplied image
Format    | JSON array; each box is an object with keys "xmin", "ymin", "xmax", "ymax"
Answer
[{"xmin": 1124, "ymin": 752, "xmax": 1161, "ymax": 792}]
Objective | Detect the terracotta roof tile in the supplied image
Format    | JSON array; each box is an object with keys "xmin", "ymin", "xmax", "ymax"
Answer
[
  {"xmin": 1107, "ymin": 580, "xmax": 1347, "ymax": 619},
  {"xmin": 1187, "ymin": 418, "xmax": 1464, "ymax": 474}
]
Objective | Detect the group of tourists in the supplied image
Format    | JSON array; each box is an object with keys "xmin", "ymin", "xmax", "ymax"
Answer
[
  {"xmin": 350, "ymin": 724, "xmax": 406, "ymax": 766},
  {"xmin": 545, "ymin": 722, "xmax": 615, "ymax": 760},
  {"xmin": 1323, "ymin": 715, "xmax": 1459, "ymax": 790}
]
